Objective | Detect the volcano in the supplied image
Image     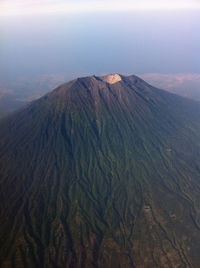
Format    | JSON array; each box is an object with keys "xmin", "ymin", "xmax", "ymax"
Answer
[{"xmin": 1, "ymin": 74, "xmax": 200, "ymax": 267}]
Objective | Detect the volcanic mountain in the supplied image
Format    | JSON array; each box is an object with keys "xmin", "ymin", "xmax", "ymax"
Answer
[{"xmin": 1, "ymin": 74, "xmax": 200, "ymax": 268}]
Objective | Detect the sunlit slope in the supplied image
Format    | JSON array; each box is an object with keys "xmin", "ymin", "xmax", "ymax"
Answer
[{"xmin": 1, "ymin": 75, "xmax": 200, "ymax": 267}]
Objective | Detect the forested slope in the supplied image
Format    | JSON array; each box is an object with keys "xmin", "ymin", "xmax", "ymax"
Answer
[{"xmin": 1, "ymin": 75, "xmax": 200, "ymax": 267}]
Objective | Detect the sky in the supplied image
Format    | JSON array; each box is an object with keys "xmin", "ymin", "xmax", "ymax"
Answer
[
  {"xmin": 1, "ymin": 0, "xmax": 200, "ymax": 16},
  {"xmin": 0, "ymin": 0, "xmax": 199, "ymax": 84}
]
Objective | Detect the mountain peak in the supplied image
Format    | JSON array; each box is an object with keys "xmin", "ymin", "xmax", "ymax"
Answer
[
  {"xmin": 101, "ymin": 73, "xmax": 122, "ymax": 84},
  {"xmin": 1, "ymin": 74, "xmax": 200, "ymax": 267}
]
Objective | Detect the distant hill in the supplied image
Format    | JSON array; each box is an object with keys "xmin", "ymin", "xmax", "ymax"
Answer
[{"xmin": 1, "ymin": 74, "xmax": 200, "ymax": 267}]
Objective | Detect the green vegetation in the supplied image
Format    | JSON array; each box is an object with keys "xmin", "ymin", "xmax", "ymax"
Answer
[{"xmin": 1, "ymin": 75, "xmax": 200, "ymax": 267}]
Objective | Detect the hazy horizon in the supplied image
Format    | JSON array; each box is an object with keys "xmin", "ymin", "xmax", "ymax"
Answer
[{"xmin": 1, "ymin": 7, "xmax": 199, "ymax": 83}]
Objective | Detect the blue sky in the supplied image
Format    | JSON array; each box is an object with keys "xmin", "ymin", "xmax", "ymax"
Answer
[{"xmin": 0, "ymin": 0, "xmax": 199, "ymax": 82}]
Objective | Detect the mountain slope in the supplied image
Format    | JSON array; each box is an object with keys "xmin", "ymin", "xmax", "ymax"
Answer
[{"xmin": 1, "ymin": 74, "xmax": 200, "ymax": 267}]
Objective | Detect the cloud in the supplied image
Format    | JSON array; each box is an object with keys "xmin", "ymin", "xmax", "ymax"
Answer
[
  {"xmin": 141, "ymin": 73, "xmax": 200, "ymax": 100},
  {"xmin": 1, "ymin": 0, "xmax": 200, "ymax": 16}
]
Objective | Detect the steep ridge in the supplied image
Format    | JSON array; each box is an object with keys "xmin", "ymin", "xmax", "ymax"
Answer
[{"xmin": 1, "ymin": 74, "xmax": 200, "ymax": 267}]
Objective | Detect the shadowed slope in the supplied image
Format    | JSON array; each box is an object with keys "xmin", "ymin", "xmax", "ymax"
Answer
[{"xmin": 1, "ymin": 75, "xmax": 200, "ymax": 267}]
